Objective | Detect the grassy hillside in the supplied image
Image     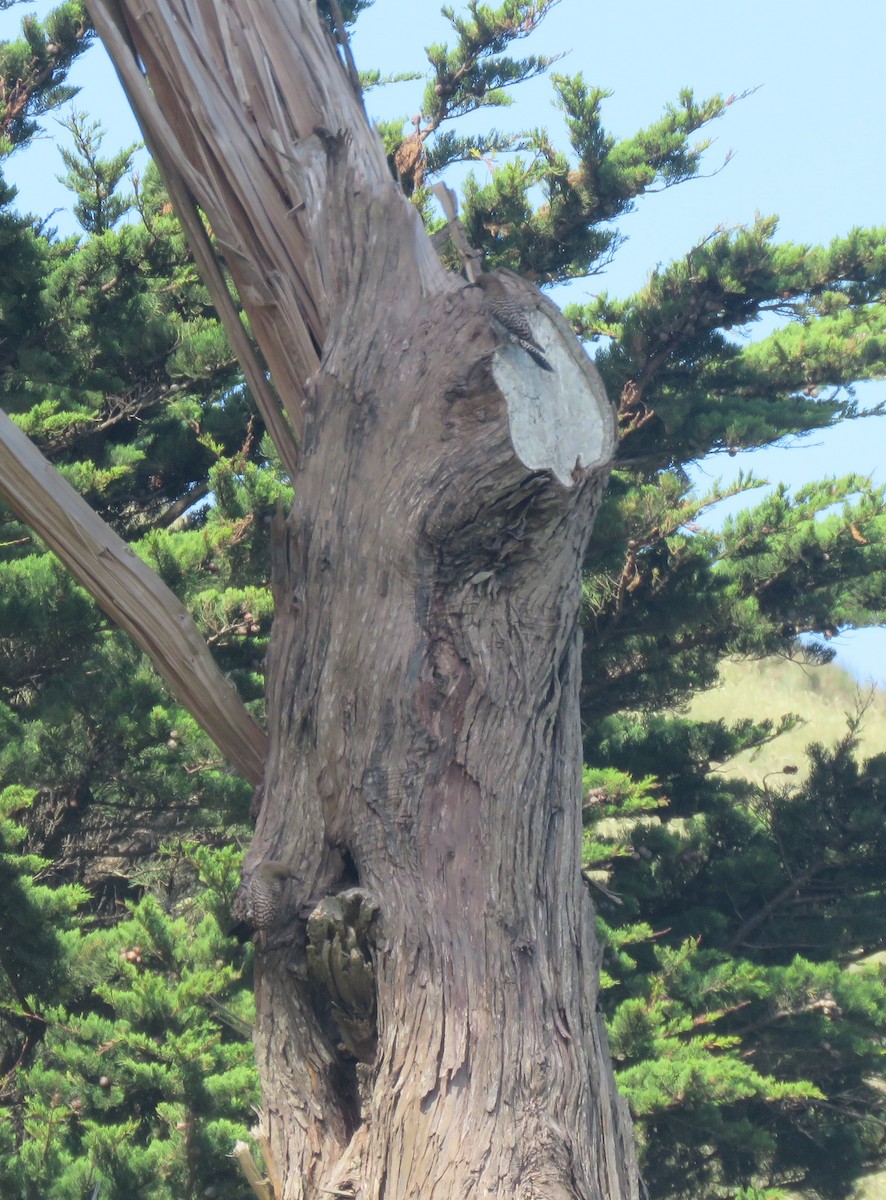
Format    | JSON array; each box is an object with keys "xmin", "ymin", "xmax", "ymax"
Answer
[
  {"xmin": 687, "ymin": 656, "xmax": 886, "ymax": 1200},
  {"xmin": 684, "ymin": 656, "xmax": 886, "ymax": 785}
]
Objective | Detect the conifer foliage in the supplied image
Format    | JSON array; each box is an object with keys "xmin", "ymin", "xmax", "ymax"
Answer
[
  {"xmin": 583, "ymin": 718, "xmax": 886, "ymax": 1198},
  {"xmin": 0, "ymin": 1, "xmax": 885, "ymax": 1197},
  {"xmin": 1, "ymin": 804, "xmax": 258, "ymax": 1200}
]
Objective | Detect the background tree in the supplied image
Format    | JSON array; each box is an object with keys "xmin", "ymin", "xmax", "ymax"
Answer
[
  {"xmin": 0, "ymin": 1, "xmax": 885, "ymax": 1198},
  {"xmin": 0, "ymin": 796, "xmax": 259, "ymax": 1200},
  {"xmin": 583, "ymin": 713, "xmax": 886, "ymax": 1199}
]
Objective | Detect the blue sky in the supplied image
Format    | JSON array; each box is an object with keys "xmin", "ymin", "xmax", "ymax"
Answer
[{"xmin": 3, "ymin": 0, "xmax": 885, "ymax": 684}]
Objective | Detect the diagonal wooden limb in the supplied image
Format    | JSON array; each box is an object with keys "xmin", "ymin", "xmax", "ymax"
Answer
[
  {"xmin": 86, "ymin": 0, "xmax": 305, "ymax": 463},
  {"xmin": 156, "ymin": 163, "xmax": 303, "ymax": 476},
  {"xmin": 430, "ymin": 182, "xmax": 483, "ymax": 282},
  {"xmin": 326, "ymin": 0, "xmax": 363, "ymax": 102},
  {"xmin": 0, "ymin": 408, "xmax": 267, "ymax": 785}
]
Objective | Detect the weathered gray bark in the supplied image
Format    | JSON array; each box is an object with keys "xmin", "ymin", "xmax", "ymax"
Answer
[
  {"xmin": 76, "ymin": 1, "xmax": 639, "ymax": 1196},
  {"xmin": 251, "ymin": 279, "xmax": 637, "ymax": 1200}
]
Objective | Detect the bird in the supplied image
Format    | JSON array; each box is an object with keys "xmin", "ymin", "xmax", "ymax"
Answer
[
  {"xmin": 475, "ymin": 272, "xmax": 555, "ymax": 372},
  {"xmin": 228, "ymin": 860, "xmax": 292, "ymax": 941}
]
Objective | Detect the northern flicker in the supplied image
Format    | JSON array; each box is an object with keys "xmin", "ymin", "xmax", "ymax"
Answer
[
  {"xmin": 475, "ymin": 272, "xmax": 555, "ymax": 372},
  {"xmin": 229, "ymin": 860, "xmax": 292, "ymax": 941}
]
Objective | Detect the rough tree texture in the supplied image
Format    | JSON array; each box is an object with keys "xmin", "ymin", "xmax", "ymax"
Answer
[{"xmin": 78, "ymin": 1, "xmax": 638, "ymax": 1197}]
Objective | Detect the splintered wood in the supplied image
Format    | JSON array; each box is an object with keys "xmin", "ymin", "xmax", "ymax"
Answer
[{"xmin": 86, "ymin": 0, "xmax": 445, "ymax": 444}]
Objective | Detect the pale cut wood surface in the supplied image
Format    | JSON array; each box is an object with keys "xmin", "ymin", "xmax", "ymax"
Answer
[{"xmin": 0, "ymin": 409, "xmax": 267, "ymax": 784}]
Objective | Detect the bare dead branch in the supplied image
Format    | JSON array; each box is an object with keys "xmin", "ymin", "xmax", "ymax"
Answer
[{"xmin": 0, "ymin": 408, "xmax": 267, "ymax": 784}]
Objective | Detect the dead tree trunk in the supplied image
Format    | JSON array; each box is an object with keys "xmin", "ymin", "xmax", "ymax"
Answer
[
  {"xmin": 84, "ymin": 1, "xmax": 639, "ymax": 1196},
  {"xmin": 253, "ymin": 288, "xmax": 638, "ymax": 1200}
]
